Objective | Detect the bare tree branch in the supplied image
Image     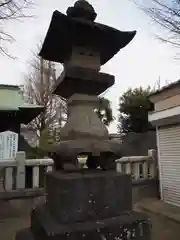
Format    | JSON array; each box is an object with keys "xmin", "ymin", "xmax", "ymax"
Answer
[
  {"xmin": 134, "ymin": 0, "xmax": 180, "ymax": 51},
  {"xmin": 0, "ymin": 0, "xmax": 34, "ymax": 57},
  {"xmin": 23, "ymin": 47, "xmax": 67, "ymax": 139}
]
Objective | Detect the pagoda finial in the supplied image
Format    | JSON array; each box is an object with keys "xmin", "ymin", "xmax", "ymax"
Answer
[{"xmin": 66, "ymin": 0, "xmax": 97, "ymax": 22}]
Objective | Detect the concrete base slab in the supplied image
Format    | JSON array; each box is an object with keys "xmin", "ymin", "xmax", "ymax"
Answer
[{"xmin": 135, "ymin": 198, "xmax": 180, "ymax": 240}]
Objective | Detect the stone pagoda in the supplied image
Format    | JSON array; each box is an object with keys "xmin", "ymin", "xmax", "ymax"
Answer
[
  {"xmin": 40, "ymin": 0, "xmax": 137, "ymax": 170},
  {"xmin": 16, "ymin": 1, "xmax": 151, "ymax": 239}
]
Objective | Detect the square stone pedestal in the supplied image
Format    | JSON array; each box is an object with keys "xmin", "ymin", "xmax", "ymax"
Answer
[
  {"xmin": 16, "ymin": 171, "xmax": 151, "ymax": 240},
  {"xmin": 46, "ymin": 171, "xmax": 132, "ymax": 223},
  {"xmin": 17, "ymin": 209, "xmax": 151, "ymax": 240}
]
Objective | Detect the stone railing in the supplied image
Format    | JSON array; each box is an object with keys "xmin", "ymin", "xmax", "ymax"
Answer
[
  {"xmin": 116, "ymin": 150, "xmax": 159, "ymax": 202},
  {"xmin": 116, "ymin": 149, "xmax": 157, "ymax": 182},
  {"xmin": 0, "ymin": 150, "xmax": 158, "ymax": 200},
  {"xmin": 0, "ymin": 151, "xmax": 53, "ymax": 200}
]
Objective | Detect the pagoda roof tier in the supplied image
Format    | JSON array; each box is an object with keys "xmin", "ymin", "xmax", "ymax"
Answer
[
  {"xmin": 53, "ymin": 67, "xmax": 114, "ymax": 98},
  {"xmin": 39, "ymin": 10, "xmax": 136, "ymax": 65},
  {"xmin": 0, "ymin": 84, "xmax": 44, "ymax": 124}
]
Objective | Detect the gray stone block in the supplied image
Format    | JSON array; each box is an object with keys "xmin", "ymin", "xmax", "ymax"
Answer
[
  {"xmin": 26, "ymin": 205, "xmax": 151, "ymax": 240},
  {"xmin": 53, "ymin": 67, "xmax": 115, "ymax": 98},
  {"xmin": 46, "ymin": 171, "xmax": 132, "ymax": 224}
]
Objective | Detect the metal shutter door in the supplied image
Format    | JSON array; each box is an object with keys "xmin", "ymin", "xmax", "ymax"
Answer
[{"xmin": 158, "ymin": 125, "xmax": 180, "ymax": 206}]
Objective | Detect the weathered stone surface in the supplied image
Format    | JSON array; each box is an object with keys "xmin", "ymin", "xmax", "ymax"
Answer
[
  {"xmin": 45, "ymin": 171, "xmax": 132, "ymax": 223},
  {"xmin": 39, "ymin": 10, "xmax": 136, "ymax": 65},
  {"xmin": 15, "ymin": 0, "xmax": 151, "ymax": 238},
  {"xmin": 59, "ymin": 94, "xmax": 109, "ymax": 141},
  {"xmin": 24, "ymin": 206, "xmax": 151, "ymax": 240},
  {"xmin": 50, "ymin": 91, "xmax": 123, "ymax": 169},
  {"xmin": 53, "ymin": 67, "xmax": 115, "ymax": 98},
  {"xmin": 51, "ymin": 143, "xmax": 121, "ymax": 170},
  {"xmin": 52, "ymin": 140, "xmax": 121, "ymax": 156},
  {"xmin": 66, "ymin": 0, "xmax": 97, "ymax": 22}
]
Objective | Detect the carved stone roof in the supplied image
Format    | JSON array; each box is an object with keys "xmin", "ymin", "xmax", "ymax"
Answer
[{"xmin": 39, "ymin": 3, "xmax": 136, "ymax": 65}]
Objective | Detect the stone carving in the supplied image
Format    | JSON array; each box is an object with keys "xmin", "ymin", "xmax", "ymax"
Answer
[
  {"xmin": 66, "ymin": 0, "xmax": 97, "ymax": 21},
  {"xmin": 39, "ymin": 0, "xmax": 136, "ymax": 170},
  {"xmin": 16, "ymin": 2, "xmax": 151, "ymax": 240}
]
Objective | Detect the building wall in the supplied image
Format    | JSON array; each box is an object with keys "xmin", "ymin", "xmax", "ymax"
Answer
[
  {"xmin": 155, "ymin": 93, "xmax": 180, "ymax": 111},
  {"xmin": 157, "ymin": 125, "xmax": 180, "ymax": 207},
  {"xmin": 121, "ymin": 131, "xmax": 157, "ymax": 156},
  {"xmin": 108, "ymin": 132, "xmax": 157, "ymax": 157},
  {"xmin": 150, "ymin": 86, "xmax": 180, "ymax": 104},
  {"xmin": 149, "ymin": 84, "xmax": 180, "ymax": 207}
]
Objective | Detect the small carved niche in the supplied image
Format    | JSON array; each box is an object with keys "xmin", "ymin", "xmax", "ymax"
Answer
[{"xmin": 66, "ymin": 46, "xmax": 100, "ymax": 70}]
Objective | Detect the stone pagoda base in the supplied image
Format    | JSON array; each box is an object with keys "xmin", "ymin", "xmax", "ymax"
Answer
[
  {"xmin": 16, "ymin": 171, "xmax": 151, "ymax": 240},
  {"xmin": 16, "ymin": 211, "xmax": 151, "ymax": 240}
]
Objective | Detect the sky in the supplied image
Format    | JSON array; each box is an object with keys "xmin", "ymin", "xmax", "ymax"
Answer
[{"xmin": 0, "ymin": 0, "xmax": 180, "ymax": 133}]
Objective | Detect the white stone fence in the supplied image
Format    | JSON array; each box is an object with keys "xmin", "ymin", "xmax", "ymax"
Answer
[
  {"xmin": 116, "ymin": 149, "xmax": 157, "ymax": 182},
  {"xmin": 0, "ymin": 150, "xmax": 157, "ymax": 199},
  {"xmin": 0, "ymin": 151, "xmax": 53, "ymax": 200}
]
